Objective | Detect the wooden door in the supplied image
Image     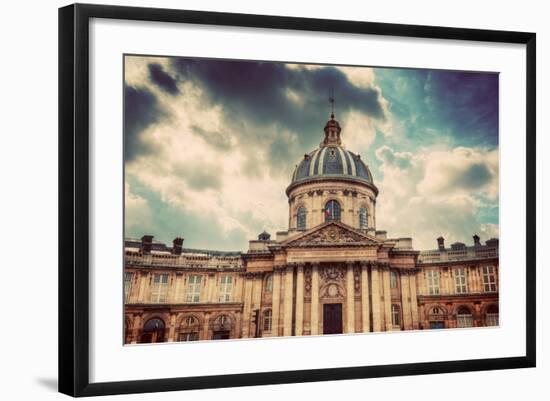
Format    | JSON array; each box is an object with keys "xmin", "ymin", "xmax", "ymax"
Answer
[{"xmin": 323, "ymin": 303, "xmax": 343, "ymax": 334}]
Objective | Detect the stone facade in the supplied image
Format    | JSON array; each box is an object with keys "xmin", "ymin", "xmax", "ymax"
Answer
[{"xmin": 124, "ymin": 115, "xmax": 499, "ymax": 344}]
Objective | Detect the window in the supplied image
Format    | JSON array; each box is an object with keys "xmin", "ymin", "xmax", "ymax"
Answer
[
  {"xmin": 359, "ymin": 207, "xmax": 368, "ymax": 229},
  {"xmin": 454, "ymin": 267, "xmax": 468, "ymax": 294},
  {"xmin": 219, "ymin": 276, "xmax": 233, "ymax": 302},
  {"xmin": 297, "ymin": 206, "xmax": 307, "ymax": 230},
  {"xmin": 324, "ymin": 200, "xmax": 341, "ymax": 222},
  {"xmin": 185, "ymin": 316, "xmax": 196, "ymax": 326},
  {"xmin": 186, "ymin": 275, "xmax": 202, "ymax": 303},
  {"xmin": 265, "ymin": 274, "xmax": 273, "ymax": 292},
  {"xmin": 178, "ymin": 332, "xmax": 199, "ymax": 341},
  {"xmin": 124, "ymin": 272, "xmax": 134, "ymax": 302},
  {"xmin": 390, "ymin": 271, "xmax": 398, "ymax": 289},
  {"xmin": 486, "ymin": 304, "xmax": 499, "ymax": 326},
  {"xmin": 263, "ymin": 309, "xmax": 272, "ymax": 332},
  {"xmin": 426, "ymin": 270, "xmax": 440, "ymax": 295},
  {"xmin": 150, "ymin": 273, "xmax": 169, "ymax": 303},
  {"xmin": 482, "ymin": 265, "xmax": 497, "ymax": 292},
  {"xmin": 391, "ymin": 304, "xmax": 401, "ymax": 326},
  {"xmin": 456, "ymin": 307, "xmax": 473, "ymax": 328}
]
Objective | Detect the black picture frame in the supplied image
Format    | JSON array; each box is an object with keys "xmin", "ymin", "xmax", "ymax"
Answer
[{"xmin": 58, "ymin": 3, "xmax": 536, "ymax": 397}]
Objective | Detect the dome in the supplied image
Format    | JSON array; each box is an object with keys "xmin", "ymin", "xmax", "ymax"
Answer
[{"xmin": 287, "ymin": 116, "xmax": 376, "ymax": 194}]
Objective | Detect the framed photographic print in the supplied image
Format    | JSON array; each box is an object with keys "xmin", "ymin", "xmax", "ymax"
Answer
[{"xmin": 58, "ymin": 3, "xmax": 536, "ymax": 397}]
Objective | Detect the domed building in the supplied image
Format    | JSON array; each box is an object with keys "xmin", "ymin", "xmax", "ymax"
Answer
[{"xmin": 123, "ymin": 113, "xmax": 500, "ymax": 343}]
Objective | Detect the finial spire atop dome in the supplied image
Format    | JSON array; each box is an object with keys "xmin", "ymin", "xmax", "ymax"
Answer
[{"xmin": 322, "ymin": 90, "xmax": 342, "ymax": 147}]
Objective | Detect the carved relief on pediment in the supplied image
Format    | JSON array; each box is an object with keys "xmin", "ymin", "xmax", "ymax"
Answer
[{"xmin": 286, "ymin": 224, "xmax": 374, "ymax": 247}]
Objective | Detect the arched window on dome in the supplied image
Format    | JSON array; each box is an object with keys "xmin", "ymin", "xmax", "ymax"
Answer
[
  {"xmin": 359, "ymin": 207, "xmax": 368, "ymax": 230},
  {"xmin": 297, "ymin": 206, "xmax": 307, "ymax": 230},
  {"xmin": 324, "ymin": 200, "xmax": 341, "ymax": 222}
]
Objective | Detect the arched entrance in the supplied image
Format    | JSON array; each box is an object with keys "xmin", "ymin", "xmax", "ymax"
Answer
[{"xmin": 140, "ymin": 318, "xmax": 165, "ymax": 343}]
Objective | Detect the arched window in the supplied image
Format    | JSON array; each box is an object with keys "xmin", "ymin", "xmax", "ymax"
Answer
[
  {"xmin": 457, "ymin": 306, "xmax": 473, "ymax": 328},
  {"xmin": 486, "ymin": 304, "xmax": 499, "ymax": 326},
  {"xmin": 178, "ymin": 315, "xmax": 199, "ymax": 342},
  {"xmin": 140, "ymin": 318, "xmax": 165, "ymax": 343},
  {"xmin": 324, "ymin": 200, "xmax": 341, "ymax": 222},
  {"xmin": 391, "ymin": 304, "xmax": 401, "ymax": 326},
  {"xmin": 390, "ymin": 271, "xmax": 398, "ymax": 289},
  {"xmin": 359, "ymin": 207, "xmax": 368, "ymax": 229},
  {"xmin": 263, "ymin": 309, "xmax": 273, "ymax": 332},
  {"xmin": 297, "ymin": 206, "xmax": 307, "ymax": 230},
  {"xmin": 265, "ymin": 274, "xmax": 273, "ymax": 292}
]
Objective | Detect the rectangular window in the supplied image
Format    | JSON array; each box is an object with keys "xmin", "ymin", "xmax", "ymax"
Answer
[
  {"xmin": 150, "ymin": 273, "xmax": 169, "ymax": 303},
  {"xmin": 486, "ymin": 313, "xmax": 499, "ymax": 326},
  {"xmin": 454, "ymin": 267, "xmax": 467, "ymax": 294},
  {"xmin": 390, "ymin": 271, "xmax": 398, "ymax": 289},
  {"xmin": 124, "ymin": 272, "xmax": 134, "ymax": 302},
  {"xmin": 186, "ymin": 275, "xmax": 202, "ymax": 303},
  {"xmin": 457, "ymin": 313, "xmax": 474, "ymax": 328},
  {"xmin": 178, "ymin": 332, "xmax": 199, "ymax": 342},
  {"xmin": 482, "ymin": 266, "xmax": 497, "ymax": 292},
  {"xmin": 219, "ymin": 276, "xmax": 233, "ymax": 302},
  {"xmin": 426, "ymin": 270, "xmax": 440, "ymax": 295}
]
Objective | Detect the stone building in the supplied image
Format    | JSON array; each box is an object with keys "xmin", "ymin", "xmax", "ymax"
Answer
[{"xmin": 124, "ymin": 113, "xmax": 499, "ymax": 344}]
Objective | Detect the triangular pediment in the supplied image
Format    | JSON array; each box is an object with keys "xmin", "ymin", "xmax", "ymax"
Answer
[{"xmin": 281, "ymin": 221, "xmax": 381, "ymax": 248}]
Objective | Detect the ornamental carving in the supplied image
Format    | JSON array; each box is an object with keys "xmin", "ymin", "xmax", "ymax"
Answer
[
  {"xmin": 304, "ymin": 267, "xmax": 312, "ymax": 297},
  {"xmin": 322, "ymin": 283, "xmax": 344, "ymax": 298},
  {"xmin": 354, "ymin": 266, "xmax": 361, "ymax": 295},
  {"xmin": 285, "ymin": 223, "xmax": 377, "ymax": 247},
  {"xmin": 320, "ymin": 265, "xmax": 345, "ymax": 282}
]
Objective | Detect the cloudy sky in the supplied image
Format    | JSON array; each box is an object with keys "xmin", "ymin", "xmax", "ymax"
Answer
[{"xmin": 124, "ymin": 55, "xmax": 499, "ymax": 251}]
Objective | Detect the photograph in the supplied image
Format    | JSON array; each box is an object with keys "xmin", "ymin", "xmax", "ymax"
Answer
[{"xmin": 123, "ymin": 55, "xmax": 500, "ymax": 344}]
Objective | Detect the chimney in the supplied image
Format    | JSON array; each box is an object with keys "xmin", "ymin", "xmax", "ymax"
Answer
[
  {"xmin": 473, "ymin": 234, "xmax": 481, "ymax": 247},
  {"xmin": 172, "ymin": 237, "xmax": 184, "ymax": 255},
  {"xmin": 141, "ymin": 235, "xmax": 153, "ymax": 255},
  {"xmin": 437, "ymin": 236, "xmax": 445, "ymax": 251}
]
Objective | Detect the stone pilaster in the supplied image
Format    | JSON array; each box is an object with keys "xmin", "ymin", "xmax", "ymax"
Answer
[
  {"xmin": 382, "ymin": 265, "xmax": 393, "ymax": 331},
  {"xmin": 131, "ymin": 314, "xmax": 142, "ymax": 344},
  {"xmin": 400, "ymin": 272, "xmax": 412, "ymax": 330},
  {"xmin": 167, "ymin": 313, "xmax": 177, "ymax": 342},
  {"xmin": 202, "ymin": 312, "xmax": 210, "ymax": 340},
  {"xmin": 242, "ymin": 276, "xmax": 253, "ymax": 338},
  {"xmin": 295, "ymin": 264, "xmax": 304, "ymax": 336},
  {"xmin": 271, "ymin": 268, "xmax": 282, "ymax": 336},
  {"xmin": 409, "ymin": 271, "xmax": 420, "ymax": 329},
  {"xmin": 346, "ymin": 262, "xmax": 355, "ymax": 333},
  {"xmin": 371, "ymin": 265, "xmax": 381, "ymax": 332},
  {"xmin": 311, "ymin": 263, "xmax": 320, "ymax": 335},
  {"xmin": 283, "ymin": 265, "xmax": 294, "ymax": 336},
  {"xmin": 137, "ymin": 272, "xmax": 148, "ymax": 302},
  {"xmin": 360, "ymin": 262, "xmax": 370, "ymax": 332}
]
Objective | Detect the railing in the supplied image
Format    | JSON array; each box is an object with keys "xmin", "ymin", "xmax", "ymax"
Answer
[{"xmin": 125, "ymin": 252, "xmax": 243, "ymax": 269}]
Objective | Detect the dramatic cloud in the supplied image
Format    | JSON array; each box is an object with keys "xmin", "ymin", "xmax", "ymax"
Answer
[
  {"xmin": 124, "ymin": 85, "xmax": 164, "ymax": 161},
  {"xmin": 124, "ymin": 55, "xmax": 499, "ymax": 251},
  {"xmin": 148, "ymin": 63, "xmax": 179, "ymax": 95}
]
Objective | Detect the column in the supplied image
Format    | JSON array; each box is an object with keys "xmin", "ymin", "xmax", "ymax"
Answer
[
  {"xmin": 371, "ymin": 265, "xmax": 382, "ymax": 332},
  {"xmin": 360, "ymin": 262, "xmax": 370, "ymax": 332},
  {"xmin": 242, "ymin": 276, "xmax": 253, "ymax": 338},
  {"xmin": 346, "ymin": 262, "xmax": 355, "ymax": 333},
  {"xmin": 271, "ymin": 269, "xmax": 282, "ymax": 336},
  {"xmin": 295, "ymin": 264, "xmax": 305, "ymax": 336},
  {"xmin": 400, "ymin": 272, "xmax": 412, "ymax": 330},
  {"xmin": 382, "ymin": 266, "xmax": 393, "ymax": 331},
  {"xmin": 310, "ymin": 264, "xmax": 320, "ymax": 335},
  {"xmin": 207, "ymin": 273, "xmax": 217, "ymax": 303},
  {"xmin": 409, "ymin": 272, "xmax": 420, "ymax": 329},
  {"xmin": 283, "ymin": 265, "xmax": 294, "ymax": 336}
]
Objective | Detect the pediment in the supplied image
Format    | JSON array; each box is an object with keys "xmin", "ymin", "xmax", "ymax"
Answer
[{"xmin": 281, "ymin": 221, "xmax": 381, "ymax": 248}]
